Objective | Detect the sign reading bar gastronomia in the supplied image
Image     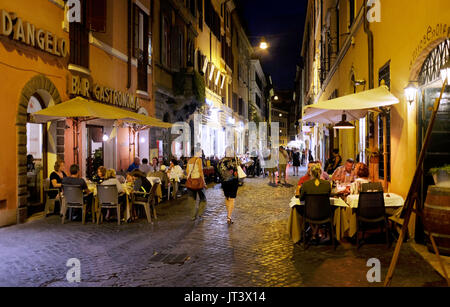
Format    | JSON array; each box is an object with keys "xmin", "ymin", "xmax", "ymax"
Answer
[
  {"xmin": 70, "ymin": 75, "xmax": 139, "ymax": 111},
  {"xmin": 0, "ymin": 9, "xmax": 68, "ymax": 57}
]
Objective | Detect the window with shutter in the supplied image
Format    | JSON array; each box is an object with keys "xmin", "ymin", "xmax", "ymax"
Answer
[
  {"xmin": 170, "ymin": 27, "xmax": 181, "ymax": 72},
  {"xmin": 197, "ymin": 0, "xmax": 203, "ymax": 30},
  {"xmin": 232, "ymin": 93, "xmax": 238, "ymax": 112},
  {"xmin": 161, "ymin": 15, "xmax": 170, "ymax": 68},
  {"xmin": 132, "ymin": 4, "xmax": 149, "ymax": 91}
]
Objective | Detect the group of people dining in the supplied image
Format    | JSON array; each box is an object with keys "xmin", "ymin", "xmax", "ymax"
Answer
[
  {"xmin": 297, "ymin": 158, "xmax": 371, "ymax": 198},
  {"xmin": 45, "ymin": 149, "xmax": 239, "ymax": 224},
  {"xmin": 48, "ymin": 159, "xmax": 165, "ymax": 222}
]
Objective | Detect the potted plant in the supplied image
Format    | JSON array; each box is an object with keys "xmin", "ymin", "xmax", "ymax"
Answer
[
  {"xmin": 366, "ymin": 148, "xmax": 382, "ymax": 163},
  {"xmin": 430, "ymin": 165, "xmax": 450, "ymax": 188}
]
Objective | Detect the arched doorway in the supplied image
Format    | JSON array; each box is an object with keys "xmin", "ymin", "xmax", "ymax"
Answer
[
  {"xmin": 415, "ymin": 39, "xmax": 450, "ymax": 242},
  {"xmin": 17, "ymin": 75, "xmax": 63, "ymax": 220}
]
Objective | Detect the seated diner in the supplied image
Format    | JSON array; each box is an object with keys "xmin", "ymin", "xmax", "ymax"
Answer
[
  {"xmin": 299, "ymin": 164, "xmax": 332, "ymax": 242},
  {"xmin": 331, "ymin": 158, "xmax": 355, "ymax": 184}
]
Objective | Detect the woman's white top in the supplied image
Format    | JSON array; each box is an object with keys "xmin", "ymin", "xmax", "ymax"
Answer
[{"xmin": 169, "ymin": 165, "xmax": 184, "ymax": 182}]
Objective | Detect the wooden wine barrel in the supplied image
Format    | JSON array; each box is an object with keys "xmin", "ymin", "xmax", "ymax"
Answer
[{"xmin": 424, "ymin": 186, "xmax": 450, "ymax": 256}]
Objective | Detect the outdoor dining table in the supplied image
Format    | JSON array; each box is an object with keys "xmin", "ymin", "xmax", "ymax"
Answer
[
  {"xmin": 287, "ymin": 193, "xmax": 405, "ymax": 244},
  {"xmin": 88, "ymin": 178, "xmax": 162, "ymax": 223}
]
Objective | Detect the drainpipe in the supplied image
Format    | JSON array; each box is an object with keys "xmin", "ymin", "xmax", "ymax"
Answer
[{"xmin": 364, "ymin": 3, "xmax": 374, "ymax": 89}]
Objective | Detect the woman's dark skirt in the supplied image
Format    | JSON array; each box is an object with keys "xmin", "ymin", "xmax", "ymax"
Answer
[{"xmin": 221, "ymin": 179, "xmax": 239, "ymax": 199}]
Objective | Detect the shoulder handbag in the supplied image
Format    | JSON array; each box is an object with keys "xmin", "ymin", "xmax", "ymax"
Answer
[
  {"xmin": 235, "ymin": 157, "xmax": 247, "ymax": 179},
  {"xmin": 186, "ymin": 158, "xmax": 205, "ymax": 190}
]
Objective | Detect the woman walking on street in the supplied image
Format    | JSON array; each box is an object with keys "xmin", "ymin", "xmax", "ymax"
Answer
[
  {"xmin": 292, "ymin": 149, "xmax": 301, "ymax": 176},
  {"xmin": 186, "ymin": 150, "xmax": 207, "ymax": 221},
  {"xmin": 278, "ymin": 146, "xmax": 289, "ymax": 185},
  {"xmin": 218, "ymin": 147, "xmax": 240, "ymax": 225}
]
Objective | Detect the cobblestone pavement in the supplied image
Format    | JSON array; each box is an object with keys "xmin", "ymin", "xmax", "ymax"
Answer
[{"xmin": 0, "ymin": 167, "xmax": 446, "ymax": 287}]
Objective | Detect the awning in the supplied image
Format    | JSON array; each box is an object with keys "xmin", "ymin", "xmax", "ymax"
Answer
[
  {"xmin": 302, "ymin": 86, "xmax": 399, "ymax": 124},
  {"xmin": 32, "ymin": 97, "xmax": 172, "ymax": 129}
]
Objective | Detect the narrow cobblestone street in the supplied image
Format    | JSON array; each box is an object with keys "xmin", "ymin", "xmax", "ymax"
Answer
[{"xmin": 0, "ymin": 168, "xmax": 446, "ymax": 287}]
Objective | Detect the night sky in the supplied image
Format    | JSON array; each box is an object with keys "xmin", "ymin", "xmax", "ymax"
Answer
[{"xmin": 235, "ymin": 0, "xmax": 307, "ymax": 91}]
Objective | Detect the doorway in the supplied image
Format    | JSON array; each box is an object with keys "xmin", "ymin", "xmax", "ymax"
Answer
[
  {"xmin": 26, "ymin": 94, "xmax": 48, "ymax": 215},
  {"xmin": 86, "ymin": 125, "xmax": 104, "ymax": 180},
  {"xmin": 415, "ymin": 39, "xmax": 450, "ymax": 243},
  {"xmin": 416, "ymin": 84, "xmax": 450, "ymax": 242}
]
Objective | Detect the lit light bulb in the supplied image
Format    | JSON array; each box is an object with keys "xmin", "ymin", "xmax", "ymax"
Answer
[
  {"xmin": 404, "ymin": 82, "xmax": 418, "ymax": 104},
  {"xmin": 259, "ymin": 39, "xmax": 268, "ymax": 50},
  {"xmin": 103, "ymin": 134, "xmax": 109, "ymax": 142}
]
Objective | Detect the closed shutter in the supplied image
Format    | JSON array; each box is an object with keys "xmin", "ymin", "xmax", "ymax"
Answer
[
  {"xmin": 69, "ymin": 0, "xmax": 89, "ymax": 69},
  {"xmin": 87, "ymin": 0, "xmax": 107, "ymax": 33}
]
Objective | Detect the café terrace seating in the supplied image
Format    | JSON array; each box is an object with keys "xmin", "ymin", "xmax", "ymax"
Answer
[
  {"xmin": 356, "ymin": 191, "xmax": 391, "ymax": 249},
  {"xmin": 97, "ymin": 184, "xmax": 122, "ymax": 226},
  {"xmin": 302, "ymin": 194, "xmax": 337, "ymax": 250},
  {"xmin": 61, "ymin": 185, "xmax": 93, "ymax": 225},
  {"xmin": 132, "ymin": 183, "xmax": 160, "ymax": 224}
]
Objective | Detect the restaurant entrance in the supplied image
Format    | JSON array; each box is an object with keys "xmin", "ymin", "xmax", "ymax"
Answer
[
  {"xmin": 26, "ymin": 94, "xmax": 48, "ymax": 215},
  {"xmin": 25, "ymin": 91, "xmax": 63, "ymax": 217},
  {"xmin": 416, "ymin": 39, "xmax": 450, "ymax": 243}
]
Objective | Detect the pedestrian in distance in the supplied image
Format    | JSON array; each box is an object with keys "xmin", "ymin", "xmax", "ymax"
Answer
[
  {"xmin": 218, "ymin": 146, "xmax": 241, "ymax": 225},
  {"xmin": 278, "ymin": 146, "xmax": 289, "ymax": 185},
  {"xmin": 127, "ymin": 157, "xmax": 141, "ymax": 172},
  {"xmin": 186, "ymin": 149, "xmax": 207, "ymax": 221},
  {"xmin": 264, "ymin": 147, "xmax": 278, "ymax": 186},
  {"xmin": 292, "ymin": 149, "xmax": 301, "ymax": 176}
]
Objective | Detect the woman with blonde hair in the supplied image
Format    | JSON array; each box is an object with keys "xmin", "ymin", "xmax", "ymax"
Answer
[{"xmin": 218, "ymin": 146, "xmax": 240, "ymax": 225}]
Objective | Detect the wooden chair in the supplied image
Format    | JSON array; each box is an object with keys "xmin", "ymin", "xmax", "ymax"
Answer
[
  {"xmin": 356, "ymin": 191, "xmax": 390, "ymax": 249},
  {"xmin": 44, "ymin": 178, "xmax": 62, "ymax": 217},
  {"xmin": 132, "ymin": 183, "xmax": 159, "ymax": 223},
  {"xmin": 61, "ymin": 185, "xmax": 89, "ymax": 224},
  {"xmin": 303, "ymin": 194, "xmax": 337, "ymax": 250},
  {"xmin": 97, "ymin": 184, "xmax": 122, "ymax": 225}
]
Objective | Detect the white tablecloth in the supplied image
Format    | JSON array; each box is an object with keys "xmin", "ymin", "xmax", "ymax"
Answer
[
  {"xmin": 346, "ymin": 193, "xmax": 404, "ymax": 208},
  {"xmin": 147, "ymin": 177, "xmax": 161, "ymax": 185}
]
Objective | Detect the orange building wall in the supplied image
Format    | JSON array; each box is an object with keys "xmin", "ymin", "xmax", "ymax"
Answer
[
  {"xmin": 0, "ymin": 0, "xmax": 69, "ymax": 226},
  {"xmin": 0, "ymin": 0, "xmax": 155, "ymax": 226}
]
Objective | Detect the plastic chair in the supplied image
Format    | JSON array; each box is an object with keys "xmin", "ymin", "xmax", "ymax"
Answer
[
  {"xmin": 303, "ymin": 194, "xmax": 337, "ymax": 250},
  {"xmin": 356, "ymin": 191, "xmax": 390, "ymax": 249},
  {"xmin": 44, "ymin": 178, "xmax": 61, "ymax": 217},
  {"xmin": 97, "ymin": 184, "xmax": 122, "ymax": 225},
  {"xmin": 132, "ymin": 183, "xmax": 159, "ymax": 223},
  {"xmin": 61, "ymin": 185, "xmax": 88, "ymax": 224}
]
